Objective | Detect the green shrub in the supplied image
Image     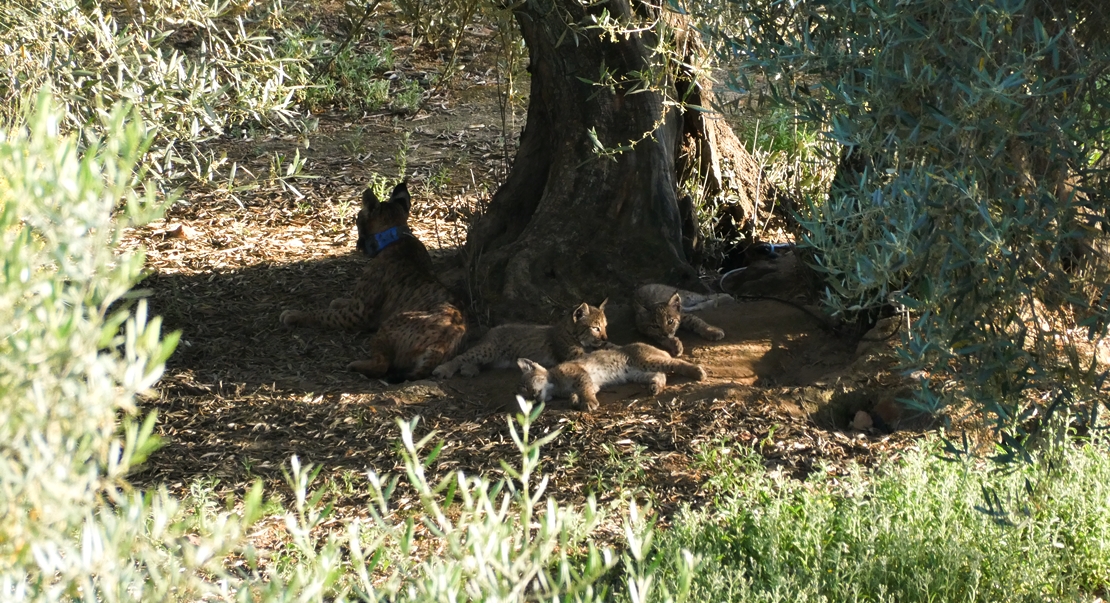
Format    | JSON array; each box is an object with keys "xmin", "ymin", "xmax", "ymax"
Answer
[
  {"xmin": 303, "ymin": 46, "xmax": 394, "ymax": 111},
  {"xmin": 653, "ymin": 436, "xmax": 1110, "ymax": 602},
  {"xmin": 0, "ymin": 91, "xmax": 250, "ymax": 600},
  {"xmin": 709, "ymin": 0, "xmax": 1110, "ymax": 441},
  {"xmin": 0, "ymin": 0, "xmax": 417, "ymax": 184},
  {"xmin": 320, "ymin": 404, "xmax": 696, "ymax": 602},
  {"xmin": 393, "ymin": 0, "xmax": 481, "ymax": 51},
  {"xmin": 0, "ymin": 0, "xmax": 313, "ymax": 144}
]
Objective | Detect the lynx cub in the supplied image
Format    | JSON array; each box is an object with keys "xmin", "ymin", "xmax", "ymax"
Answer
[
  {"xmin": 516, "ymin": 343, "xmax": 707, "ymax": 412},
  {"xmin": 633, "ymin": 284, "xmax": 730, "ymax": 357},
  {"xmin": 280, "ymin": 182, "xmax": 466, "ymax": 379},
  {"xmin": 432, "ymin": 301, "xmax": 610, "ymax": 378}
]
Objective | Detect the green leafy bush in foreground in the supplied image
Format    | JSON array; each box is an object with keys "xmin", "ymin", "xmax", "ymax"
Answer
[{"xmin": 0, "ymin": 93, "xmax": 239, "ymax": 599}]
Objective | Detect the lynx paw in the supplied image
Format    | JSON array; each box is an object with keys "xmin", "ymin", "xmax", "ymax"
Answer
[
  {"xmin": 694, "ymin": 366, "xmax": 708, "ymax": 381},
  {"xmin": 459, "ymin": 363, "xmax": 480, "ymax": 378},
  {"xmin": 704, "ymin": 326, "xmax": 725, "ymax": 341},
  {"xmin": 663, "ymin": 337, "xmax": 683, "ymax": 357},
  {"xmin": 569, "ymin": 394, "xmax": 599, "ymax": 412},
  {"xmin": 280, "ymin": 309, "xmax": 303, "ymax": 327},
  {"xmin": 348, "ymin": 358, "xmax": 388, "ymax": 377},
  {"xmin": 649, "ymin": 374, "xmax": 666, "ymax": 395},
  {"xmin": 432, "ymin": 362, "xmax": 456, "ymax": 379}
]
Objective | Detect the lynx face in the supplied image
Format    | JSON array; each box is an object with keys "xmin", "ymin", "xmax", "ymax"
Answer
[
  {"xmin": 637, "ymin": 292, "xmax": 682, "ymax": 340},
  {"xmin": 356, "ymin": 182, "xmax": 412, "ymax": 257},
  {"xmin": 571, "ymin": 299, "xmax": 610, "ymax": 348},
  {"xmin": 632, "ymin": 286, "xmax": 726, "ymax": 357},
  {"xmin": 516, "ymin": 358, "xmax": 553, "ymax": 402}
]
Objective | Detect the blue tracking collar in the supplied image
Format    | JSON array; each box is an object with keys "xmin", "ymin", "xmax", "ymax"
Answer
[
  {"xmin": 375, "ymin": 226, "xmax": 402, "ymax": 249},
  {"xmin": 364, "ymin": 226, "xmax": 408, "ymax": 257}
]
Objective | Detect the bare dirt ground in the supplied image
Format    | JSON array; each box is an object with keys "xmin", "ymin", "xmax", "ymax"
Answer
[{"xmin": 122, "ymin": 23, "xmax": 930, "ymax": 519}]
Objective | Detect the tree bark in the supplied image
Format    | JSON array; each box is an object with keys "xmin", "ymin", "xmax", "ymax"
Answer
[{"xmin": 467, "ymin": 0, "xmax": 770, "ymax": 320}]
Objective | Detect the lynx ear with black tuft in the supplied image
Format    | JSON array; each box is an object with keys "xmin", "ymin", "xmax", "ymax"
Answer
[
  {"xmin": 516, "ymin": 358, "xmax": 539, "ymax": 372},
  {"xmin": 572, "ymin": 302, "xmax": 590, "ymax": 321},
  {"xmin": 599, "ymin": 297, "xmax": 608, "ymax": 311},
  {"xmin": 361, "ymin": 187, "xmax": 379, "ymax": 208},
  {"xmin": 668, "ymin": 292, "xmax": 682, "ymax": 312},
  {"xmin": 390, "ymin": 181, "xmax": 411, "ymax": 213}
]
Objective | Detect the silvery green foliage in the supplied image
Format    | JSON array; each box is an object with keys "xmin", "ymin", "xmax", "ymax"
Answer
[
  {"xmin": 0, "ymin": 92, "xmax": 256, "ymax": 600},
  {"xmin": 0, "ymin": 0, "xmax": 316, "ymax": 180},
  {"xmin": 711, "ymin": 0, "xmax": 1110, "ymax": 445},
  {"xmin": 0, "ymin": 92, "xmax": 344, "ymax": 602}
]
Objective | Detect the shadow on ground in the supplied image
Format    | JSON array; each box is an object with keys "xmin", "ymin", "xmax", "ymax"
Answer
[{"xmin": 133, "ymin": 248, "xmax": 922, "ymax": 514}]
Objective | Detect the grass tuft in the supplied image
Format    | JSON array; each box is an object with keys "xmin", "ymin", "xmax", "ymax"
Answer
[{"xmin": 653, "ymin": 436, "xmax": 1110, "ymax": 602}]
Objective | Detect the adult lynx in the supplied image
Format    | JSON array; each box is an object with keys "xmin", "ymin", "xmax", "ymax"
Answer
[{"xmin": 280, "ymin": 182, "xmax": 466, "ymax": 379}]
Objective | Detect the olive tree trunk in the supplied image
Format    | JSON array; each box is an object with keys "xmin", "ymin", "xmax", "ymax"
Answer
[{"xmin": 466, "ymin": 0, "xmax": 772, "ymax": 320}]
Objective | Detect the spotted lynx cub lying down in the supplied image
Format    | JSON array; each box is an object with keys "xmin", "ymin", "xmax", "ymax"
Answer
[
  {"xmin": 432, "ymin": 300, "xmax": 609, "ymax": 378},
  {"xmin": 633, "ymin": 284, "xmax": 731, "ymax": 357},
  {"xmin": 516, "ymin": 343, "xmax": 707, "ymax": 412},
  {"xmin": 280, "ymin": 182, "xmax": 466, "ymax": 379}
]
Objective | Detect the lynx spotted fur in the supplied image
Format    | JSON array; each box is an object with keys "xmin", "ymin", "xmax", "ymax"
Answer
[
  {"xmin": 432, "ymin": 300, "xmax": 609, "ymax": 378},
  {"xmin": 516, "ymin": 342, "xmax": 707, "ymax": 412},
  {"xmin": 280, "ymin": 182, "xmax": 466, "ymax": 379},
  {"xmin": 633, "ymin": 284, "xmax": 730, "ymax": 357}
]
